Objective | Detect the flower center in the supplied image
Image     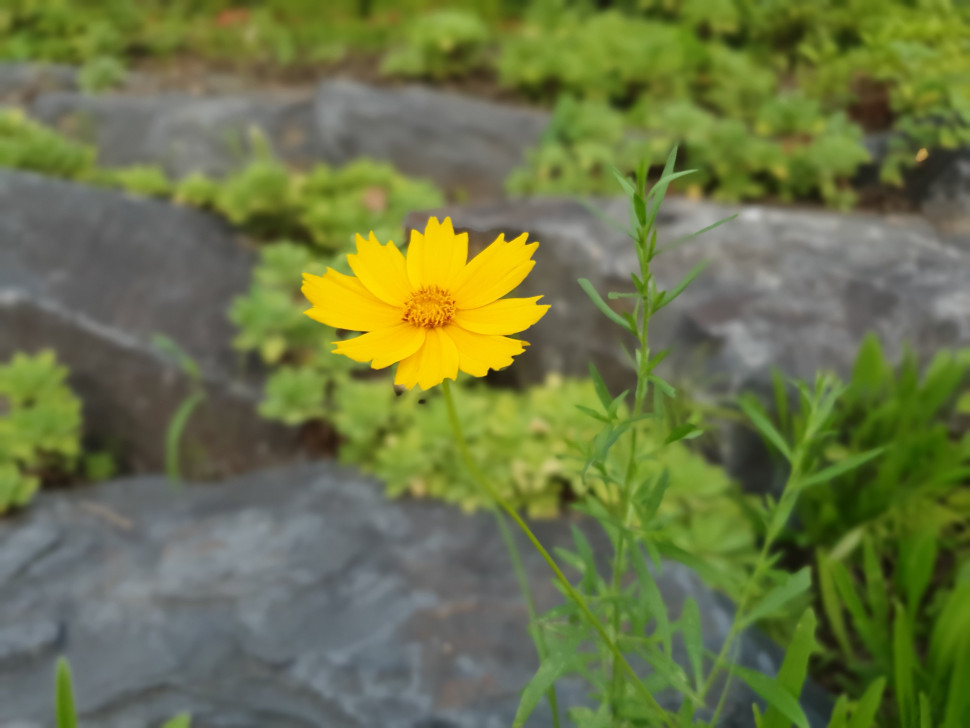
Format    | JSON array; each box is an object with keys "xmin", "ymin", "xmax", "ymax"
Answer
[{"xmin": 402, "ymin": 285, "xmax": 457, "ymax": 329}]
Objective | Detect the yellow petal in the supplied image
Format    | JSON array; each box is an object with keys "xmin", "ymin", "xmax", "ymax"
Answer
[
  {"xmin": 444, "ymin": 324, "xmax": 528, "ymax": 378},
  {"xmin": 453, "ymin": 296, "xmax": 550, "ymax": 336},
  {"xmin": 406, "ymin": 217, "xmax": 469, "ymax": 290},
  {"xmin": 333, "ymin": 323, "xmax": 426, "ymax": 369},
  {"xmin": 302, "ymin": 270, "xmax": 403, "ymax": 332},
  {"xmin": 394, "ymin": 327, "xmax": 460, "ymax": 390},
  {"xmin": 451, "ymin": 232, "xmax": 539, "ymax": 309},
  {"xmin": 347, "ymin": 232, "xmax": 412, "ymax": 307}
]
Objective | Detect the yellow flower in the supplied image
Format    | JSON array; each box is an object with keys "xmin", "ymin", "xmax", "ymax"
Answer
[{"xmin": 302, "ymin": 217, "xmax": 549, "ymax": 390}]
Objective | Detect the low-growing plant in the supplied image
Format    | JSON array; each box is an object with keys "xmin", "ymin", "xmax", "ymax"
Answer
[
  {"xmin": 381, "ymin": 9, "xmax": 491, "ymax": 80},
  {"xmin": 750, "ymin": 334, "xmax": 970, "ymax": 726},
  {"xmin": 0, "ymin": 109, "xmax": 95, "ymax": 180},
  {"xmin": 0, "ymin": 351, "xmax": 83, "ymax": 513}
]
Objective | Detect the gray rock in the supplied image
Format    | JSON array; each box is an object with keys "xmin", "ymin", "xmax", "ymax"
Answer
[
  {"xmin": 0, "ymin": 462, "xmax": 830, "ymax": 727},
  {"xmin": 29, "ymin": 92, "xmax": 316, "ymax": 179},
  {"xmin": 314, "ymin": 80, "xmax": 549, "ymax": 201},
  {"xmin": 406, "ymin": 197, "xmax": 970, "ymax": 388},
  {"xmin": 0, "ymin": 170, "xmax": 302, "ymax": 477},
  {"xmin": 0, "ymin": 63, "xmax": 79, "ymax": 105}
]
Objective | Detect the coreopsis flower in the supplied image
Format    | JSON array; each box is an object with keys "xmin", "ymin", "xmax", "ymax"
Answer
[{"xmin": 302, "ymin": 217, "xmax": 548, "ymax": 390}]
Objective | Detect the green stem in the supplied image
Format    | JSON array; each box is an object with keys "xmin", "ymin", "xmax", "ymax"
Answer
[
  {"xmin": 704, "ymin": 458, "xmax": 803, "ymax": 723},
  {"xmin": 491, "ymin": 504, "xmax": 561, "ymax": 728},
  {"xmin": 442, "ymin": 379, "xmax": 675, "ymax": 728}
]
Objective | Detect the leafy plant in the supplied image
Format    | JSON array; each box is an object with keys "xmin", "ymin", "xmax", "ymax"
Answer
[
  {"xmin": 0, "ymin": 109, "xmax": 95, "ymax": 180},
  {"xmin": 748, "ymin": 334, "xmax": 970, "ymax": 726},
  {"xmin": 0, "ymin": 351, "xmax": 83, "ymax": 513},
  {"xmin": 381, "ymin": 9, "xmax": 491, "ymax": 80}
]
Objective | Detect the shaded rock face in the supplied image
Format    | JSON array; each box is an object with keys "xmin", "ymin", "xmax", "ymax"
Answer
[
  {"xmin": 0, "ymin": 171, "xmax": 302, "ymax": 477},
  {"xmin": 0, "ymin": 462, "xmax": 829, "ymax": 727},
  {"xmin": 407, "ymin": 197, "xmax": 970, "ymax": 391},
  {"xmin": 29, "ymin": 92, "xmax": 316, "ymax": 179},
  {"xmin": 916, "ymin": 149, "xmax": 970, "ymax": 249},
  {"xmin": 313, "ymin": 80, "xmax": 549, "ymax": 201}
]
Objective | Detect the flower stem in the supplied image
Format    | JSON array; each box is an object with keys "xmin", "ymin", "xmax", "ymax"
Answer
[{"xmin": 442, "ymin": 379, "xmax": 674, "ymax": 728}]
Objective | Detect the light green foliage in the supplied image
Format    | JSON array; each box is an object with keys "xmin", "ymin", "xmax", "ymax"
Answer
[
  {"xmin": 0, "ymin": 351, "xmax": 83, "ymax": 513},
  {"xmin": 800, "ymin": 2, "xmax": 970, "ymax": 185},
  {"xmin": 335, "ymin": 376, "xmax": 749, "ymax": 531},
  {"xmin": 181, "ymin": 143, "xmax": 442, "ymax": 250},
  {"xmin": 381, "ymin": 10, "xmax": 491, "ymax": 80},
  {"xmin": 499, "ymin": 12, "xmax": 707, "ymax": 103},
  {"xmin": 0, "ymin": 109, "xmax": 95, "ymax": 180},
  {"xmin": 77, "ymin": 55, "xmax": 126, "ymax": 93}
]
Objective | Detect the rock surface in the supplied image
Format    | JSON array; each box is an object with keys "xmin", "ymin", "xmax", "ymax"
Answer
[
  {"xmin": 312, "ymin": 80, "xmax": 549, "ymax": 200},
  {"xmin": 407, "ymin": 197, "xmax": 970, "ymax": 390},
  {"xmin": 29, "ymin": 92, "xmax": 316, "ymax": 179},
  {"xmin": 0, "ymin": 461, "xmax": 829, "ymax": 727},
  {"xmin": 0, "ymin": 170, "xmax": 302, "ymax": 477}
]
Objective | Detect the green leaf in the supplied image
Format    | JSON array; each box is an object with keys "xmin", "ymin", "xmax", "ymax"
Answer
[
  {"xmin": 742, "ymin": 568, "xmax": 812, "ymax": 628},
  {"xmin": 165, "ymin": 390, "xmax": 206, "ymax": 484},
  {"xmin": 738, "ymin": 395, "xmax": 792, "ymax": 462},
  {"xmin": 863, "ymin": 537, "xmax": 889, "ymax": 642},
  {"xmin": 632, "ymin": 545, "xmax": 671, "ymax": 655},
  {"xmin": 162, "ymin": 715, "xmax": 192, "ymax": 728},
  {"xmin": 588, "ymin": 362, "xmax": 613, "ymax": 412},
  {"xmin": 827, "ymin": 696, "xmax": 850, "ymax": 728},
  {"xmin": 919, "ymin": 693, "xmax": 932, "ymax": 728},
  {"xmin": 654, "ymin": 261, "xmax": 709, "ymax": 312},
  {"xmin": 578, "ymin": 278, "xmax": 635, "ymax": 333},
  {"xmin": 846, "ymin": 677, "xmax": 886, "ymax": 728},
  {"xmin": 735, "ymin": 666, "xmax": 811, "ymax": 728},
  {"xmin": 513, "ymin": 635, "xmax": 588, "ymax": 728},
  {"xmin": 681, "ymin": 597, "xmax": 704, "ymax": 691},
  {"xmin": 55, "ymin": 658, "xmax": 77, "ymax": 728},
  {"xmin": 893, "ymin": 601, "xmax": 917, "ymax": 728},
  {"xmin": 817, "ymin": 550, "xmax": 855, "ymax": 660},
  {"xmin": 665, "ymin": 423, "xmax": 702, "ymax": 444},
  {"xmin": 610, "ymin": 165, "xmax": 636, "ymax": 197},
  {"xmin": 897, "ymin": 528, "xmax": 937, "ymax": 616},
  {"xmin": 763, "ymin": 609, "xmax": 817, "ymax": 728},
  {"xmin": 797, "ymin": 448, "xmax": 884, "ymax": 489}
]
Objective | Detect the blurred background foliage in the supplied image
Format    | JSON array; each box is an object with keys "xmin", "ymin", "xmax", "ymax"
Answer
[{"xmin": 3, "ymin": 0, "xmax": 969, "ymax": 206}]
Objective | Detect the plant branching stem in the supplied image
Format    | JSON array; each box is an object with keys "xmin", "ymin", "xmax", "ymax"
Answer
[{"xmin": 442, "ymin": 379, "xmax": 675, "ymax": 728}]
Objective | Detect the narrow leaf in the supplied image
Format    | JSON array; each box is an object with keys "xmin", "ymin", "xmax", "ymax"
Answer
[
  {"xmin": 655, "ymin": 261, "xmax": 709, "ymax": 312},
  {"xmin": 681, "ymin": 598, "xmax": 704, "ymax": 691},
  {"xmin": 893, "ymin": 601, "xmax": 917, "ymax": 728},
  {"xmin": 742, "ymin": 568, "xmax": 812, "ymax": 628},
  {"xmin": 162, "ymin": 715, "xmax": 192, "ymax": 728},
  {"xmin": 763, "ymin": 609, "xmax": 817, "ymax": 728},
  {"xmin": 588, "ymin": 362, "xmax": 613, "ymax": 412},
  {"xmin": 797, "ymin": 448, "xmax": 884, "ymax": 489},
  {"xmin": 513, "ymin": 635, "xmax": 588, "ymax": 728},
  {"xmin": 55, "ymin": 658, "xmax": 77, "ymax": 728},
  {"xmin": 738, "ymin": 396, "xmax": 792, "ymax": 462},
  {"xmin": 846, "ymin": 677, "xmax": 886, "ymax": 728},
  {"xmin": 578, "ymin": 278, "xmax": 635, "ymax": 332},
  {"xmin": 735, "ymin": 666, "xmax": 811, "ymax": 728}
]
